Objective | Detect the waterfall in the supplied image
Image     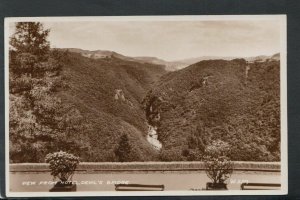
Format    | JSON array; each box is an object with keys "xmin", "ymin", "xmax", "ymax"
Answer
[{"xmin": 147, "ymin": 124, "xmax": 162, "ymax": 150}]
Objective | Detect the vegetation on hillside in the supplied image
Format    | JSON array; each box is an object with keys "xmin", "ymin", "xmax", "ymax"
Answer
[
  {"xmin": 9, "ymin": 22, "xmax": 90, "ymax": 162},
  {"xmin": 143, "ymin": 59, "xmax": 280, "ymax": 161},
  {"xmin": 58, "ymin": 51, "xmax": 166, "ymax": 162},
  {"xmin": 9, "ymin": 22, "xmax": 280, "ymax": 163},
  {"xmin": 9, "ymin": 22, "xmax": 167, "ymax": 163}
]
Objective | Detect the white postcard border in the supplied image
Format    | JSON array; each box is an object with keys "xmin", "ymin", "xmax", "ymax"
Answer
[{"xmin": 4, "ymin": 15, "xmax": 288, "ymax": 197}]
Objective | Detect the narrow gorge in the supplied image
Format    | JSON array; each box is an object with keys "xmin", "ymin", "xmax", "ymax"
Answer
[{"xmin": 147, "ymin": 124, "xmax": 162, "ymax": 150}]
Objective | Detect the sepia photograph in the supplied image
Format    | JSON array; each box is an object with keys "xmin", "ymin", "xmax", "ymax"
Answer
[{"xmin": 5, "ymin": 15, "xmax": 287, "ymax": 197}]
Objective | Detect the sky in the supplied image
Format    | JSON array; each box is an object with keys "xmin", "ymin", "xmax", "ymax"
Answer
[{"xmin": 9, "ymin": 19, "xmax": 282, "ymax": 61}]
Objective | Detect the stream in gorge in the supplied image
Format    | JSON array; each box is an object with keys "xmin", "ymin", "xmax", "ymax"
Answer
[{"xmin": 147, "ymin": 124, "xmax": 162, "ymax": 150}]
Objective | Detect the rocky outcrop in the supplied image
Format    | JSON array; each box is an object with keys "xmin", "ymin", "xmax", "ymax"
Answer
[{"xmin": 114, "ymin": 89, "xmax": 125, "ymax": 101}]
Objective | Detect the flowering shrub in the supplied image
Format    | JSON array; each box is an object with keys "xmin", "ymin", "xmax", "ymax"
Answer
[
  {"xmin": 45, "ymin": 151, "xmax": 80, "ymax": 182},
  {"xmin": 204, "ymin": 140, "xmax": 233, "ymax": 184}
]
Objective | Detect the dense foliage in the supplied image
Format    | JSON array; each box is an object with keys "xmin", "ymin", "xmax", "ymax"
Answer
[
  {"xmin": 45, "ymin": 151, "xmax": 80, "ymax": 182},
  {"xmin": 9, "ymin": 22, "xmax": 280, "ymax": 163},
  {"xmin": 56, "ymin": 51, "xmax": 166, "ymax": 162},
  {"xmin": 144, "ymin": 59, "xmax": 280, "ymax": 161},
  {"xmin": 9, "ymin": 22, "xmax": 89, "ymax": 162}
]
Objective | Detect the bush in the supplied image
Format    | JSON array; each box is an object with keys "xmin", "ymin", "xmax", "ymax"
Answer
[
  {"xmin": 159, "ymin": 149, "xmax": 183, "ymax": 161},
  {"xmin": 45, "ymin": 151, "xmax": 80, "ymax": 182},
  {"xmin": 203, "ymin": 140, "xmax": 233, "ymax": 184}
]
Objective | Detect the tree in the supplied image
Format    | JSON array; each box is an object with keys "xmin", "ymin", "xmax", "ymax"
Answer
[
  {"xmin": 9, "ymin": 22, "xmax": 54, "ymax": 162},
  {"xmin": 9, "ymin": 22, "xmax": 88, "ymax": 163},
  {"xmin": 114, "ymin": 134, "xmax": 132, "ymax": 162},
  {"xmin": 10, "ymin": 22, "xmax": 50, "ymax": 60}
]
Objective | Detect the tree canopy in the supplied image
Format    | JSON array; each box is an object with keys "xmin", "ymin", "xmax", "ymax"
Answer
[
  {"xmin": 10, "ymin": 22, "xmax": 50, "ymax": 59},
  {"xmin": 9, "ymin": 22, "xmax": 88, "ymax": 163}
]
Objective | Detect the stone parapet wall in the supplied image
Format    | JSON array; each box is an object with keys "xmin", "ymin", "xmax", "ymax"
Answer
[{"xmin": 10, "ymin": 161, "xmax": 280, "ymax": 173}]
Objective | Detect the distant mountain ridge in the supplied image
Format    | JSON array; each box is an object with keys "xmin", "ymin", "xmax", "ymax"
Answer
[
  {"xmin": 169, "ymin": 54, "xmax": 280, "ymax": 70},
  {"xmin": 61, "ymin": 48, "xmax": 280, "ymax": 71}
]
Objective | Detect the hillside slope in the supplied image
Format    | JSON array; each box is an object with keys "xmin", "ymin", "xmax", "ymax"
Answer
[
  {"xmin": 62, "ymin": 48, "xmax": 170, "ymax": 70},
  {"xmin": 143, "ymin": 59, "xmax": 280, "ymax": 161},
  {"xmin": 60, "ymin": 52, "xmax": 167, "ymax": 161}
]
